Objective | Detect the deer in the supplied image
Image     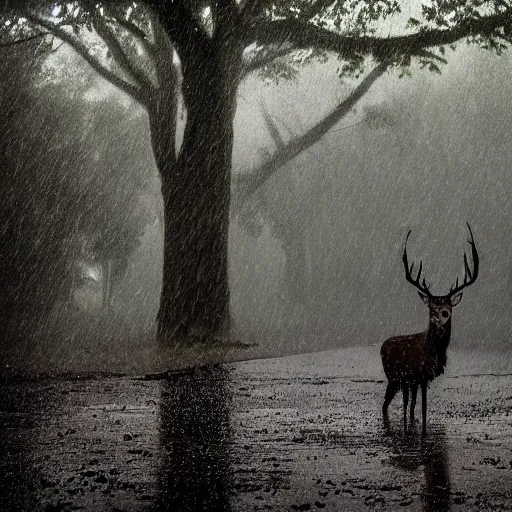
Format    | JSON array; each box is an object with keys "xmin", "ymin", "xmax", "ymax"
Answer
[{"xmin": 381, "ymin": 224, "xmax": 479, "ymax": 435}]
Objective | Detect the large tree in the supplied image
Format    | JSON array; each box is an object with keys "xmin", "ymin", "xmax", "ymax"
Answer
[{"xmin": 2, "ymin": 0, "xmax": 512, "ymax": 342}]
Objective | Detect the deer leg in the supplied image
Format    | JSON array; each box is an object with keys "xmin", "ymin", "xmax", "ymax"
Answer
[
  {"xmin": 410, "ymin": 384, "xmax": 418, "ymax": 421},
  {"xmin": 421, "ymin": 383, "xmax": 428, "ymax": 435},
  {"xmin": 382, "ymin": 382, "xmax": 399, "ymax": 414},
  {"xmin": 402, "ymin": 384, "xmax": 409, "ymax": 431}
]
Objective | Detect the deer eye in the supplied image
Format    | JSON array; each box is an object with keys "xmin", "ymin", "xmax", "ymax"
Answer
[{"xmin": 441, "ymin": 311, "xmax": 449, "ymax": 319}]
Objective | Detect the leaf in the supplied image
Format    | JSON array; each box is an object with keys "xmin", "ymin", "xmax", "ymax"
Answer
[{"xmin": 429, "ymin": 62, "xmax": 442, "ymax": 74}]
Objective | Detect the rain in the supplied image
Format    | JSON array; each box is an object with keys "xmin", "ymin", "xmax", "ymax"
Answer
[{"xmin": 0, "ymin": 1, "xmax": 512, "ymax": 510}]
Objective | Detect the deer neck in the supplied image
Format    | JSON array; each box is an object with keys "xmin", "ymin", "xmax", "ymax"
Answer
[
  {"xmin": 425, "ymin": 319, "xmax": 451, "ymax": 374},
  {"xmin": 426, "ymin": 319, "xmax": 451, "ymax": 347}
]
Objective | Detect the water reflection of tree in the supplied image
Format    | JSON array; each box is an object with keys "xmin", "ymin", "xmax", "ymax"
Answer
[
  {"xmin": 0, "ymin": 382, "xmax": 39, "ymax": 510},
  {"xmin": 383, "ymin": 418, "xmax": 451, "ymax": 512},
  {"xmin": 158, "ymin": 365, "xmax": 233, "ymax": 511}
]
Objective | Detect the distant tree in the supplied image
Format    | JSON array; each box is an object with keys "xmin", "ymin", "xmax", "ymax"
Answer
[
  {"xmin": 0, "ymin": 45, "xmax": 155, "ymax": 338},
  {"xmin": 0, "ymin": 43, "xmax": 72, "ymax": 337},
  {"xmin": 64, "ymin": 93, "xmax": 156, "ymax": 304},
  {"xmin": 234, "ymin": 102, "xmax": 398, "ymax": 304},
  {"xmin": 2, "ymin": 0, "xmax": 512, "ymax": 342}
]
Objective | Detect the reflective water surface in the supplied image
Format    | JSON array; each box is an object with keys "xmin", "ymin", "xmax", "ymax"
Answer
[
  {"xmin": 383, "ymin": 418, "xmax": 451, "ymax": 512},
  {"xmin": 158, "ymin": 366, "xmax": 233, "ymax": 511},
  {"xmin": 0, "ymin": 348, "xmax": 511, "ymax": 511}
]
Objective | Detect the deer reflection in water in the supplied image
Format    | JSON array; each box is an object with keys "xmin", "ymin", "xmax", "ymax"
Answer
[
  {"xmin": 383, "ymin": 417, "xmax": 451, "ymax": 512},
  {"xmin": 158, "ymin": 365, "xmax": 233, "ymax": 512}
]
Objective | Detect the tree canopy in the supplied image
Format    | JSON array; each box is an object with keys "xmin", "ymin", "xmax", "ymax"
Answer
[{"xmin": 2, "ymin": 1, "xmax": 511, "ymax": 72}]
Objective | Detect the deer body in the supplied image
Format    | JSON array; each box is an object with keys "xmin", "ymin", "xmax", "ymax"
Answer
[
  {"xmin": 381, "ymin": 225, "xmax": 478, "ymax": 434},
  {"xmin": 381, "ymin": 334, "xmax": 443, "ymax": 388}
]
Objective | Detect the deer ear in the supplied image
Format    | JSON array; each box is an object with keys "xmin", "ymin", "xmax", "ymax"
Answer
[
  {"xmin": 418, "ymin": 291, "xmax": 429, "ymax": 304},
  {"xmin": 451, "ymin": 292, "xmax": 463, "ymax": 306}
]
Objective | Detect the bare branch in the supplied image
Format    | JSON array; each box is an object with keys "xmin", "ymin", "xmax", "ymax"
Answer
[
  {"xmin": 49, "ymin": 40, "xmax": 64, "ymax": 53},
  {"xmin": 235, "ymin": 62, "xmax": 388, "ymax": 202},
  {"xmin": 108, "ymin": 14, "xmax": 146, "ymax": 40},
  {"xmin": 24, "ymin": 13, "xmax": 144, "ymax": 104},
  {"xmin": 91, "ymin": 13, "xmax": 154, "ymax": 94},
  {"xmin": 0, "ymin": 31, "xmax": 50, "ymax": 47},
  {"xmin": 102, "ymin": 6, "xmax": 158, "ymax": 62},
  {"xmin": 261, "ymin": 106, "xmax": 286, "ymax": 149}
]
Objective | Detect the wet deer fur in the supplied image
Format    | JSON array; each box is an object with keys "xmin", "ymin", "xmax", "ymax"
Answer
[{"xmin": 381, "ymin": 224, "xmax": 479, "ymax": 434}]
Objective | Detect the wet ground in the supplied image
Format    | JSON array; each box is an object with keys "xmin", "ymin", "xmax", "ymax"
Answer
[{"xmin": 0, "ymin": 346, "xmax": 511, "ymax": 511}]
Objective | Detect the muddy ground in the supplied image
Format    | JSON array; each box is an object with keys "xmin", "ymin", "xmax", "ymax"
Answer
[{"xmin": 0, "ymin": 346, "xmax": 511, "ymax": 511}]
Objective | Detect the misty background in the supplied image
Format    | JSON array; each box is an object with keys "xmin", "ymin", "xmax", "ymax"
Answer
[{"xmin": 1, "ymin": 40, "xmax": 511, "ymax": 366}]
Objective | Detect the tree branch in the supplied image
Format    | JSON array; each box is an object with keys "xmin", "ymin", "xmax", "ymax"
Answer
[
  {"xmin": 234, "ymin": 62, "xmax": 388, "ymax": 203},
  {"xmin": 103, "ymin": 6, "xmax": 158, "ymax": 62},
  {"xmin": 214, "ymin": 0, "xmax": 239, "ymax": 34},
  {"xmin": 248, "ymin": 11, "xmax": 512, "ymax": 61},
  {"xmin": 150, "ymin": 0, "xmax": 210, "ymax": 59},
  {"xmin": 108, "ymin": 14, "xmax": 146, "ymax": 40},
  {"xmin": 146, "ymin": 9, "xmax": 179, "ymax": 167},
  {"xmin": 239, "ymin": 0, "xmax": 267, "ymax": 25},
  {"xmin": 415, "ymin": 49, "xmax": 448, "ymax": 64},
  {"xmin": 241, "ymin": 45, "xmax": 294, "ymax": 76},
  {"xmin": 91, "ymin": 13, "xmax": 154, "ymax": 95},
  {"xmin": 24, "ymin": 13, "xmax": 144, "ymax": 104},
  {"xmin": 299, "ymin": 0, "xmax": 336, "ymax": 21},
  {"xmin": 0, "ymin": 31, "xmax": 50, "ymax": 47},
  {"xmin": 261, "ymin": 107, "xmax": 287, "ymax": 150},
  {"xmin": 149, "ymin": 9, "xmax": 176, "ymax": 88}
]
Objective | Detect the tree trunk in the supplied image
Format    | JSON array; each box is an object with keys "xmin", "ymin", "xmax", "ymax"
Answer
[
  {"xmin": 273, "ymin": 215, "xmax": 312, "ymax": 305},
  {"xmin": 102, "ymin": 259, "xmax": 112, "ymax": 309},
  {"xmin": 157, "ymin": 41, "xmax": 241, "ymax": 340}
]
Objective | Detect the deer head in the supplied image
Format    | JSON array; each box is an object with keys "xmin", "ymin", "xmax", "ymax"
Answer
[{"xmin": 402, "ymin": 223, "xmax": 479, "ymax": 329}]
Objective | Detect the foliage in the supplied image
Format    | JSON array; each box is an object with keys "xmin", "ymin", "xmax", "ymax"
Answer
[
  {"xmin": 0, "ymin": 44, "xmax": 154, "ymax": 334},
  {"xmin": 0, "ymin": 1, "xmax": 503, "ymax": 185},
  {"xmin": 2, "ymin": 1, "xmax": 511, "ymax": 97}
]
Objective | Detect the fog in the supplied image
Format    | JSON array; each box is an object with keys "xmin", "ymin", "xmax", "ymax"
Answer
[
  {"xmin": 2, "ymin": 41, "xmax": 512, "ymax": 369},
  {"xmin": 231, "ymin": 46, "xmax": 512, "ymax": 355}
]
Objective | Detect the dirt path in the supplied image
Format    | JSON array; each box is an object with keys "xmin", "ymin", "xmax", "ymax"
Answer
[{"xmin": 0, "ymin": 346, "xmax": 511, "ymax": 511}]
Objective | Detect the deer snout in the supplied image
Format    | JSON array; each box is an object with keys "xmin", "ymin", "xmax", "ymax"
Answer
[{"xmin": 438, "ymin": 308, "xmax": 451, "ymax": 325}]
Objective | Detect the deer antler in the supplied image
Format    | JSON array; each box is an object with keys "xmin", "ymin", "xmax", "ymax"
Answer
[
  {"xmin": 402, "ymin": 230, "xmax": 433, "ymax": 298},
  {"xmin": 448, "ymin": 223, "xmax": 479, "ymax": 297}
]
